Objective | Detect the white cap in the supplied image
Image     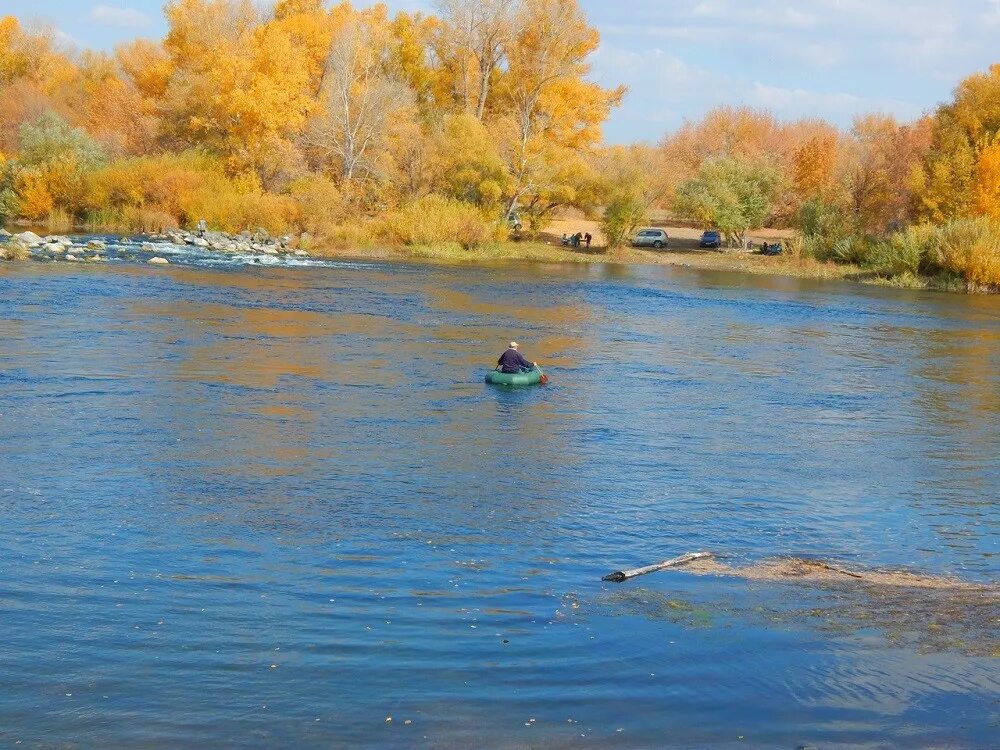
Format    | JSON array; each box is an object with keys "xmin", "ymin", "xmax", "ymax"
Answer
[{"xmin": 509, "ymin": 341, "xmax": 518, "ymax": 348}]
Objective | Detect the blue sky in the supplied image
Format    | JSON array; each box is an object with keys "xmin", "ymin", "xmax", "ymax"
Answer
[{"xmin": 6, "ymin": 0, "xmax": 1000, "ymax": 143}]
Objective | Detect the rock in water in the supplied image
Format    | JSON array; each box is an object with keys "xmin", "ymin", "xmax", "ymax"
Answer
[
  {"xmin": 148, "ymin": 256, "xmax": 169, "ymax": 265},
  {"xmin": 87, "ymin": 239, "xmax": 106, "ymax": 250},
  {"xmin": 0, "ymin": 228, "xmax": 11, "ymax": 238},
  {"xmin": 141, "ymin": 243, "xmax": 156, "ymax": 253},
  {"xmin": 16, "ymin": 231, "xmax": 44, "ymax": 247}
]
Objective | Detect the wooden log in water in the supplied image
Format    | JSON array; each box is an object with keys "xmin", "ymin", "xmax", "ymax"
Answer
[{"xmin": 602, "ymin": 552, "xmax": 712, "ymax": 582}]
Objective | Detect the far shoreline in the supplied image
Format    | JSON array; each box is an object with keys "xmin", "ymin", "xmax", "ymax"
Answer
[{"xmin": 0, "ymin": 222, "xmax": 985, "ymax": 295}]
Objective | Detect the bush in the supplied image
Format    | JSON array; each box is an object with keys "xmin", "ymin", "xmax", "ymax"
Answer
[
  {"xmin": 933, "ymin": 217, "xmax": 1000, "ymax": 287},
  {"xmin": 288, "ymin": 175, "xmax": 347, "ymax": 236},
  {"xmin": 0, "ymin": 187, "xmax": 18, "ymax": 224},
  {"xmin": 380, "ymin": 195, "xmax": 497, "ymax": 249},
  {"xmin": 819, "ymin": 235, "xmax": 872, "ymax": 265},
  {"xmin": 854, "ymin": 219, "xmax": 1000, "ymax": 287},
  {"xmin": 18, "ymin": 112, "xmax": 105, "ymax": 171},
  {"xmin": 84, "ymin": 152, "xmax": 298, "ymax": 233},
  {"xmin": 0, "ymin": 238, "xmax": 31, "ymax": 261},
  {"xmin": 183, "ymin": 188, "xmax": 298, "ymax": 235},
  {"xmin": 863, "ymin": 224, "xmax": 939, "ymax": 277}
]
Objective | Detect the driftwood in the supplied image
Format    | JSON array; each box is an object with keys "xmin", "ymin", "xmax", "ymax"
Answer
[
  {"xmin": 812, "ymin": 561, "xmax": 865, "ymax": 580},
  {"xmin": 602, "ymin": 552, "xmax": 712, "ymax": 583}
]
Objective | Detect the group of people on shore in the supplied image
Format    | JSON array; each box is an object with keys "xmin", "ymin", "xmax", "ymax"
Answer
[{"xmin": 561, "ymin": 232, "xmax": 593, "ymax": 248}]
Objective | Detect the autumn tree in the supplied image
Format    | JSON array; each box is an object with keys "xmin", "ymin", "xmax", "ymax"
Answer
[
  {"xmin": 389, "ymin": 12, "xmax": 440, "ymax": 115},
  {"xmin": 161, "ymin": 0, "xmax": 324, "ymax": 179},
  {"xmin": 428, "ymin": 113, "xmax": 508, "ymax": 206},
  {"xmin": 0, "ymin": 16, "xmax": 29, "ymax": 84},
  {"xmin": 792, "ymin": 132, "xmax": 838, "ymax": 200},
  {"xmin": 303, "ymin": 12, "xmax": 415, "ymax": 184},
  {"xmin": 494, "ymin": 0, "xmax": 623, "ymax": 225},
  {"xmin": 15, "ymin": 112, "xmax": 105, "ymax": 218},
  {"xmin": 434, "ymin": 0, "xmax": 522, "ymax": 119},
  {"xmin": 972, "ymin": 138, "xmax": 1000, "ymax": 220},
  {"xmin": 0, "ymin": 17, "xmax": 81, "ymax": 152},
  {"xmin": 916, "ymin": 65, "xmax": 1000, "ymax": 224}
]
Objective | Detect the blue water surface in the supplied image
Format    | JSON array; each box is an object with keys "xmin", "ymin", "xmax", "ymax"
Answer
[{"xmin": 0, "ymin": 248, "xmax": 998, "ymax": 748}]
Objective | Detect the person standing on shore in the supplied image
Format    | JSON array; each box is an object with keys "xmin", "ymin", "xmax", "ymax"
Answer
[{"xmin": 197, "ymin": 219, "xmax": 207, "ymax": 237}]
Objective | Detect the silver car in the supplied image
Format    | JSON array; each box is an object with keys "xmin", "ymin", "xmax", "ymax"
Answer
[{"xmin": 632, "ymin": 228, "xmax": 668, "ymax": 248}]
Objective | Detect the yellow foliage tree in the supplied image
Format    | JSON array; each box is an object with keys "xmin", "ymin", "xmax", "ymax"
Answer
[
  {"xmin": 0, "ymin": 16, "xmax": 29, "ymax": 84},
  {"xmin": 16, "ymin": 167, "xmax": 54, "ymax": 219},
  {"xmin": 495, "ymin": 0, "xmax": 624, "ymax": 222},
  {"xmin": 429, "ymin": 113, "xmax": 508, "ymax": 206},
  {"xmin": 117, "ymin": 39, "xmax": 173, "ymax": 102},
  {"xmin": 950, "ymin": 64, "xmax": 1000, "ymax": 142},
  {"xmin": 792, "ymin": 133, "xmax": 838, "ymax": 200},
  {"xmin": 972, "ymin": 140, "xmax": 1000, "ymax": 221},
  {"xmin": 162, "ymin": 0, "xmax": 321, "ymax": 175}
]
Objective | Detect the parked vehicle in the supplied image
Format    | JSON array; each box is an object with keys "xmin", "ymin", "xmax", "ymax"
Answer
[
  {"xmin": 632, "ymin": 228, "xmax": 668, "ymax": 248},
  {"xmin": 699, "ymin": 230, "xmax": 723, "ymax": 249}
]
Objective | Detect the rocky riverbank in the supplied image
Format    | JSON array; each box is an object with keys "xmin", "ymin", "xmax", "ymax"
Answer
[{"xmin": 0, "ymin": 227, "xmax": 313, "ymax": 265}]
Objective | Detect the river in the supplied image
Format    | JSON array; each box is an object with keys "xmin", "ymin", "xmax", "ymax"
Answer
[{"xmin": 1, "ymin": 243, "xmax": 998, "ymax": 747}]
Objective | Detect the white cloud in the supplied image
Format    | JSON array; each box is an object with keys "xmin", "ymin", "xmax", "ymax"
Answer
[
  {"xmin": 89, "ymin": 5, "xmax": 151, "ymax": 29},
  {"xmin": 750, "ymin": 83, "xmax": 863, "ymax": 114},
  {"xmin": 748, "ymin": 83, "xmax": 923, "ymax": 122}
]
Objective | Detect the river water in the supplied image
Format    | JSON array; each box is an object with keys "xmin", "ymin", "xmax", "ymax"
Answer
[{"xmin": 1, "ymin": 242, "xmax": 998, "ymax": 747}]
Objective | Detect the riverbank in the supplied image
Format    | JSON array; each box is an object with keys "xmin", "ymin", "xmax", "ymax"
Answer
[
  {"xmin": 311, "ymin": 233, "xmax": 986, "ymax": 293},
  {"xmin": 310, "ymin": 238, "xmax": 859, "ymax": 278},
  {"xmin": 0, "ymin": 224, "xmax": 985, "ymax": 294}
]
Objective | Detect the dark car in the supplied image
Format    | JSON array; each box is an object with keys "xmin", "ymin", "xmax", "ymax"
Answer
[{"xmin": 699, "ymin": 230, "xmax": 722, "ymax": 249}]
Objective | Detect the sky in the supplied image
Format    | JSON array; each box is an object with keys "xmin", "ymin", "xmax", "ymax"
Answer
[{"xmin": 6, "ymin": 0, "xmax": 1000, "ymax": 143}]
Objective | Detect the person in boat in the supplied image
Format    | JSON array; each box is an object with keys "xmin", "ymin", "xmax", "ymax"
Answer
[{"xmin": 497, "ymin": 341, "xmax": 537, "ymax": 373}]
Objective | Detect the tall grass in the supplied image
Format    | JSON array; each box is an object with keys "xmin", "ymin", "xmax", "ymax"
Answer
[
  {"xmin": 852, "ymin": 218, "xmax": 1000, "ymax": 289},
  {"xmin": 84, "ymin": 207, "xmax": 178, "ymax": 233},
  {"xmin": 379, "ymin": 195, "xmax": 500, "ymax": 249}
]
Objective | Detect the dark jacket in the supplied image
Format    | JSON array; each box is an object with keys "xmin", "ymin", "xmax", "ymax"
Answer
[{"xmin": 497, "ymin": 348, "xmax": 532, "ymax": 373}]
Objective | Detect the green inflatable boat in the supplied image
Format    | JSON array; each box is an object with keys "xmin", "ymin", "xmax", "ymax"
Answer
[{"xmin": 485, "ymin": 367, "xmax": 548, "ymax": 387}]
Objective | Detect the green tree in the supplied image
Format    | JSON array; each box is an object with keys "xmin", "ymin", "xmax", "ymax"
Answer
[
  {"xmin": 674, "ymin": 156, "xmax": 781, "ymax": 246},
  {"xmin": 601, "ymin": 191, "xmax": 647, "ymax": 250},
  {"xmin": 18, "ymin": 111, "xmax": 105, "ymax": 169}
]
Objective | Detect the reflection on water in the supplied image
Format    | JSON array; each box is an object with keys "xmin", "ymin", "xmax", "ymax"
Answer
[{"xmin": 0, "ymin": 259, "xmax": 998, "ymax": 747}]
